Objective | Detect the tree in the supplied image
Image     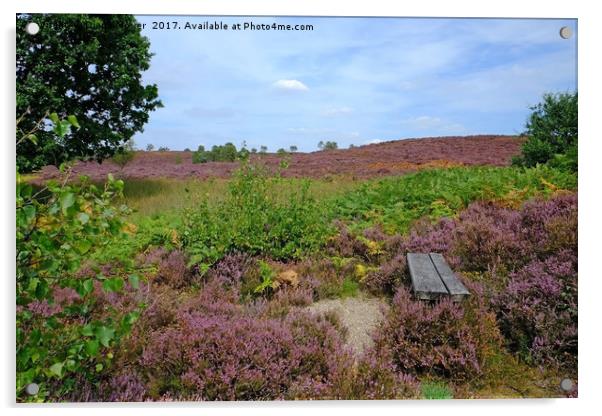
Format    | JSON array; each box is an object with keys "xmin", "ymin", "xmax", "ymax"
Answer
[
  {"xmin": 513, "ymin": 92, "xmax": 577, "ymax": 170},
  {"xmin": 318, "ymin": 140, "xmax": 338, "ymax": 151},
  {"xmin": 146, "ymin": 144, "xmax": 155, "ymax": 152},
  {"xmin": 158, "ymin": 146, "xmax": 170, "ymax": 152},
  {"xmin": 289, "ymin": 145, "xmax": 298, "ymax": 153},
  {"xmin": 16, "ymin": 14, "xmax": 162, "ymax": 172},
  {"xmin": 111, "ymin": 139, "xmax": 136, "ymax": 173},
  {"xmin": 277, "ymin": 148, "xmax": 288, "ymax": 154},
  {"xmin": 259, "ymin": 146, "xmax": 268, "ymax": 154}
]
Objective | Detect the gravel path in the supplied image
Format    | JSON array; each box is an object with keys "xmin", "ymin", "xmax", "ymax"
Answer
[{"xmin": 307, "ymin": 295, "xmax": 388, "ymax": 355}]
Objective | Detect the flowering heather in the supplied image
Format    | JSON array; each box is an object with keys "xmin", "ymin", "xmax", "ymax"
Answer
[
  {"xmin": 345, "ymin": 350, "xmax": 420, "ymax": 399},
  {"xmin": 494, "ymin": 249, "xmax": 577, "ymax": 369},
  {"xmin": 326, "ymin": 221, "xmax": 373, "ymax": 260},
  {"xmin": 105, "ymin": 372, "xmax": 147, "ymax": 402},
  {"xmin": 136, "ymin": 306, "xmax": 353, "ymax": 400},
  {"xmin": 25, "ymin": 299, "xmax": 63, "ymax": 318},
  {"xmin": 362, "ymin": 253, "xmax": 407, "ymax": 295},
  {"xmin": 204, "ymin": 252, "xmax": 252, "ymax": 292},
  {"xmin": 371, "ymin": 284, "xmax": 501, "ymax": 382},
  {"xmin": 143, "ymin": 248, "xmax": 193, "ymax": 289},
  {"xmin": 359, "ymin": 193, "xmax": 577, "ymax": 370},
  {"xmin": 37, "ymin": 135, "xmax": 522, "ymax": 182},
  {"xmin": 261, "ymin": 285, "xmax": 316, "ymax": 318}
]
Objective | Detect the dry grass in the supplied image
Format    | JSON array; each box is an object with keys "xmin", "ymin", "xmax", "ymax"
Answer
[{"xmin": 122, "ymin": 176, "xmax": 362, "ymax": 219}]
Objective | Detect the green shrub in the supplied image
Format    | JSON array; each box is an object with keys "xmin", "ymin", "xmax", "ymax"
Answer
[
  {"xmin": 180, "ymin": 162, "xmax": 334, "ymax": 270},
  {"xmin": 16, "ymin": 170, "xmax": 138, "ymax": 401},
  {"xmin": 513, "ymin": 92, "xmax": 577, "ymax": 171}
]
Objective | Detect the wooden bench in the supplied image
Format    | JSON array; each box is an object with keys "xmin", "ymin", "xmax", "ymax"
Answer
[{"xmin": 406, "ymin": 253, "xmax": 470, "ymax": 301}]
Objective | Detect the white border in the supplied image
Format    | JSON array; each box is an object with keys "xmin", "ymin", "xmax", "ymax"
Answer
[{"xmin": 3, "ymin": 1, "xmax": 601, "ymax": 416}]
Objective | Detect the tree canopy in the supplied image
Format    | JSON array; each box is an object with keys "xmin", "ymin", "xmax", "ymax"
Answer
[
  {"xmin": 16, "ymin": 14, "xmax": 162, "ymax": 172},
  {"xmin": 513, "ymin": 92, "xmax": 577, "ymax": 172}
]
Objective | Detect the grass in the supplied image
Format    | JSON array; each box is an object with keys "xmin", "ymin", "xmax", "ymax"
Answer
[
  {"xmin": 121, "ymin": 176, "xmax": 362, "ymax": 220},
  {"xmin": 421, "ymin": 381, "xmax": 454, "ymax": 399},
  {"xmin": 339, "ymin": 276, "xmax": 360, "ymax": 298}
]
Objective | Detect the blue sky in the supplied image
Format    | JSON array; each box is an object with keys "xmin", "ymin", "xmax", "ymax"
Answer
[{"xmin": 133, "ymin": 16, "xmax": 577, "ymax": 152}]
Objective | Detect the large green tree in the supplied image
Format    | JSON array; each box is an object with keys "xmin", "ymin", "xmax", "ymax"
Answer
[
  {"xmin": 513, "ymin": 92, "xmax": 577, "ymax": 171},
  {"xmin": 16, "ymin": 14, "xmax": 162, "ymax": 172}
]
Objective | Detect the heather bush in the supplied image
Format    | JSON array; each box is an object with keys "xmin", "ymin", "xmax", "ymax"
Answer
[
  {"xmin": 342, "ymin": 350, "xmax": 420, "ymax": 399},
  {"xmin": 261, "ymin": 285, "xmax": 315, "ymax": 318},
  {"xmin": 326, "ymin": 221, "xmax": 372, "ymax": 259},
  {"xmin": 362, "ymin": 253, "xmax": 407, "ymax": 295},
  {"xmin": 140, "ymin": 247, "xmax": 193, "ymax": 289},
  {"xmin": 296, "ymin": 257, "xmax": 360, "ymax": 300},
  {"xmin": 372, "ymin": 283, "xmax": 503, "ymax": 382},
  {"xmin": 363, "ymin": 193, "xmax": 577, "ymax": 371},
  {"xmin": 130, "ymin": 306, "xmax": 353, "ymax": 400},
  {"xmin": 204, "ymin": 252, "xmax": 252, "ymax": 293},
  {"xmin": 363, "ymin": 192, "xmax": 576, "ymax": 289},
  {"xmin": 493, "ymin": 249, "xmax": 577, "ymax": 369}
]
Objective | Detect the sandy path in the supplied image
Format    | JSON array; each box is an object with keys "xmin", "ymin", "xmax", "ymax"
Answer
[{"xmin": 307, "ymin": 295, "xmax": 388, "ymax": 355}]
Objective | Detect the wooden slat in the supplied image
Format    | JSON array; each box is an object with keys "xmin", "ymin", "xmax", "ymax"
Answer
[
  {"xmin": 429, "ymin": 253, "xmax": 470, "ymax": 301},
  {"xmin": 407, "ymin": 253, "xmax": 448, "ymax": 300}
]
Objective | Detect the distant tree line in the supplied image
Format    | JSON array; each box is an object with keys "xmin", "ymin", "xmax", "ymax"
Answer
[
  {"xmin": 192, "ymin": 143, "xmax": 245, "ymax": 163},
  {"xmin": 143, "ymin": 139, "xmax": 343, "ymax": 163}
]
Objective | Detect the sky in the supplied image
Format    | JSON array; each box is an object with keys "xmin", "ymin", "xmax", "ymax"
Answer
[{"xmin": 133, "ymin": 16, "xmax": 577, "ymax": 152}]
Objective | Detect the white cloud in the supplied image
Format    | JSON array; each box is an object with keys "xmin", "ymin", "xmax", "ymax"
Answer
[
  {"xmin": 401, "ymin": 116, "xmax": 466, "ymax": 133},
  {"xmin": 322, "ymin": 106, "xmax": 353, "ymax": 117},
  {"xmin": 272, "ymin": 79, "xmax": 309, "ymax": 91}
]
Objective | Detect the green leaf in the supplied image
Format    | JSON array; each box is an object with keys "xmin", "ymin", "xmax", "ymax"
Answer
[
  {"xmin": 21, "ymin": 204, "xmax": 36, "ymax": 225},
  {"xmin": 128, "ymin": 274, "xmax": 140, "ymax": 289},
  {"xmin": 85, "ymin": 340, "xmax": 100, "ymax": 356},
  {"xmin": 53, "ymin": 120, "xmax": 71, "ymax": 138},
  {"xmin": 49, "ymin": 362, "xmax": 64, "ymax": 378},
  {"xmin": 82, "ymin": 279, "xmax": 94, "ymax": 295},
  {"xmin": 94, "ymin": 326, "xmax": 115, "ymax": 348},
  {"xmin": 27, "ymin": 278, "xmax": 40, "ymax": 293},
  {"xmin": 26, "ymin": 133, "xmax": 38, "ymax": 144},
  {"xmin": 102, "ymin": 277, "xmax": 124, "ymax": 293},
  {"xmin": 74, "ymin": 239, "xmax": 92, "ymax": 254},
  {"xmin": 60, "ymin": 192, "xmax": 75, "ymax": 214},
  {"xmin": 67, "ymin": 115, "xmax": 80, "ymax": 128},
  {"xmin": 49, "ymin": 112, "xmax": 60, "ymax": 124},
  {"xmin": 81, "ymin": 323, "xmax": 94, "ymax": 337}
]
